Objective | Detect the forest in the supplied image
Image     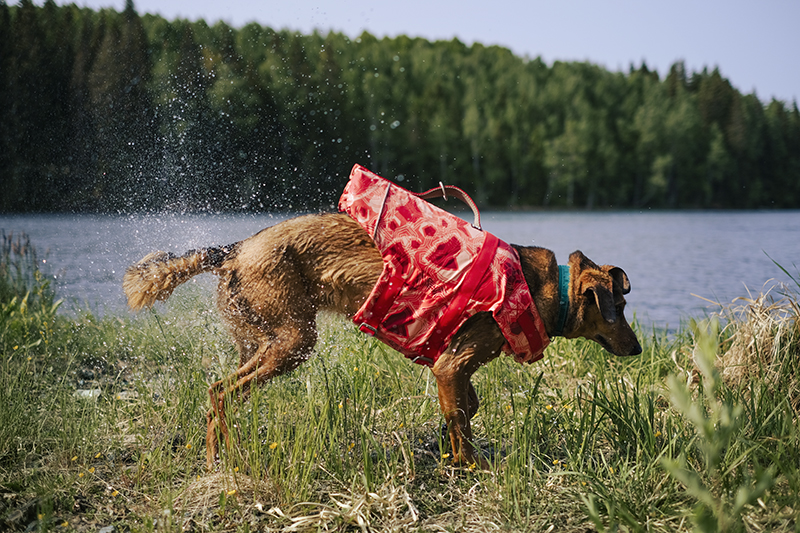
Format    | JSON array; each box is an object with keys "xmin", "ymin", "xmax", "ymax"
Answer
[{"xmin": 2, "ymin": 0, "xmax": 799, "ymax": 213}]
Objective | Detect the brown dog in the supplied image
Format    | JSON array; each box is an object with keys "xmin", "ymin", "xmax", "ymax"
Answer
[{"xmin": 123, "ymin": 212, "xmax": 641, "ymax": 469}]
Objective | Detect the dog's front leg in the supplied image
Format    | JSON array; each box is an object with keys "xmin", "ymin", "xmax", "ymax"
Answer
[
  {"xmin": 433, "ymin": 352, "xmax": 496, "ymax": 470},
  {"xmin": 433, "ymin": 312, "xmax": 506, "ymax": 469},
  {"xmin": 433, "ymin": 361, "xmax": 481, "ymax": 467}
]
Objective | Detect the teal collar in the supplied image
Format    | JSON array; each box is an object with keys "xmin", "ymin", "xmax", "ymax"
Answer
[{"xmin": 554, "ymin": 265, "xmax": 570, "ymax": 336}]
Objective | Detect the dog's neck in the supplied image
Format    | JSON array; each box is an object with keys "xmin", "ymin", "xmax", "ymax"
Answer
[{"xmin": 512, "ymin": 245, "xmax": 570, "ymax": 339}]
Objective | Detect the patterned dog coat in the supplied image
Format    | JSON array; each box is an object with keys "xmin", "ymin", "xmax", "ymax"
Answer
[{"xmin": 338, "ymin": 164, "xmax": 549, "ymax": 367}]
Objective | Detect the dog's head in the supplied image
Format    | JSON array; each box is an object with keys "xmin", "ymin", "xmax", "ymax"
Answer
[{"xmin": 566, "ymin": 251, "xmax": 642, "ymax": 357}]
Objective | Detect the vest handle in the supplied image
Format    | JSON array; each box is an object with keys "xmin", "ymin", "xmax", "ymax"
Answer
[{"xmin": 414, "ymin": 182, "xmax": 482, "ymax": 230}]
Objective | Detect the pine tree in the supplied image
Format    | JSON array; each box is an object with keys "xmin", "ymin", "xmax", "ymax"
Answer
[{"xmin": 87, "ymin": 2, "xmax": 154, "ymax": 211}]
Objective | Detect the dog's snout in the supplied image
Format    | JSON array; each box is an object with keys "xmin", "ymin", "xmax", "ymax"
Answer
[{"xmin": 629, "ymin": 342, "xmax": 643, "ymax": 356}]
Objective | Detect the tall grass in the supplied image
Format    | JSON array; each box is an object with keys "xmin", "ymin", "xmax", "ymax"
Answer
[{"xmin": 1, "ymin": 236, "xmax": 798, "ymax": 532}]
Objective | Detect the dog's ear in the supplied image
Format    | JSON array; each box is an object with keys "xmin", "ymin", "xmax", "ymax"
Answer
[
  {"xmin": 575, "ymin": 269, "xmax": 617, "ymax": 324},
  {"xmin": 606, "ymin": 266, "xmax": 631, "ymax": 295},
  {"xmin": 587, "ymin": 285, "xmax": 617, "ymax": 324},
  {"xmin": 569, "ymin": 250, "xmax": 595, "ymax": 272},
  {"xmin": 571, "ymin": 250, "xmax": 618, "ymax": 323}
]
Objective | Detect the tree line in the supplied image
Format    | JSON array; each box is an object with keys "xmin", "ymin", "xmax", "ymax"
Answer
[{"xmin": 2, "ymin": 0, "xmax": 799, "ymax": 213}]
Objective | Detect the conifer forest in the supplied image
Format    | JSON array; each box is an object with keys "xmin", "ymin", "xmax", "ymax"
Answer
[{"xmin": 2, "ymin": 0, "xmax": 799, "ymax": 213}]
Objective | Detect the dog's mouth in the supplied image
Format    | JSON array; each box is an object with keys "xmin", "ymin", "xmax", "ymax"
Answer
[
  {"xmin": 595, "ymin": 334, "xmax": 612, "ymax": 352},
  {"xmin": 596, "ymin": 333, "xmax": 643, "ymax": 356}
]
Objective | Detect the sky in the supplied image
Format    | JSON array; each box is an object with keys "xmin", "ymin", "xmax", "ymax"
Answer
[{"xmin": 58, "ymin": 0, "xmax": 798, "ymax": 104}]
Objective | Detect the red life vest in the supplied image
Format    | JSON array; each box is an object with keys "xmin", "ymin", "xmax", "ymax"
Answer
[{"xmin": 338, "ymin": 164, "xmax": 549, "ymax": 367}]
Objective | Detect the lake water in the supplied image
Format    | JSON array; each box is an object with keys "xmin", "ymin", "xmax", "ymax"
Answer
[{"xmin": 1, "ymin": 211, "xmax": 798, "ymax": 331}]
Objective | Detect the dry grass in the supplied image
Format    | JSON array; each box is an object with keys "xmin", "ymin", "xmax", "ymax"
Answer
[
  {"xmin": 176, "ymin": 472, "xmax": 279, "ymax": 531},
  {"xmin": 713, "ymin": 285, "xmax": 800, "ymax": 412}
]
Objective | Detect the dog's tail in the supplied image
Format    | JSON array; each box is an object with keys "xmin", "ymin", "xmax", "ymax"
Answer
[{"xmin": 123, "ymin": 244, "xmax": 237, "ymax": 311}]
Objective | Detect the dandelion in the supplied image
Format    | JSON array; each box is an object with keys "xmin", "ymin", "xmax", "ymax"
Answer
[
  {"xmin": 338, "ymin": 402, "xmax": 343, "ymax": 409},
  {"xmin": 546, "ymin": 404, "xmax": 553, "ymax": 410},
  {"xmin": 269, "ymin": 442, "xmax": 278, "ymax": 450},
  {"xmin": 95, "ymin": 452, "xmax": 102, "ymax": 459},
  {"xmin": 441, "ymin": 453, "xmax": 450, "ymax": 459},
  {"xmin": 62, "ymin": 522, "xmax": 69, "ymax": 527},
  {"xmin": 186, "ymin": 443, "xmax": 192, "ymax": 450},
  {"xmin": 71, "ymin": 456, "xmax": 78, "ymax": 462},
  {"xmin": 111, "ymin": 490, "xmax": 119, "ymax": 497},
  {"xmin": 88, "ymin": 467, "xmax": 95, "ymax": 474},
  {"xmin": 609, "ymin": 467, "xmax": 615, "ymax": 474},
  {"xmin": 233, "ymin": 467, "xmax": 239, "ymax": 472},
  {"xmin": 354, "ymin": 366, "xmax": 359, "ymax": 372},
  {"xmin": 654, "ymin": 431, "xmax": 662, "ymax": 438},
  {"xmin": 13, "ymin": 345, "xmax": 18, "ymax": 350},
  {"xmin": 38, "ymin": 513, "xmax": 44, "ymax": 521},
  {"xmin": 78, "ymin": 472, "xmax": 84, "ymax": 478},
  {"xmin": 227, "ymin": 489, "xmax": 236, "ymax": 496},
  {"xmin": 553, "ymin": 459, "xmax": 560, "ymax": 465}
]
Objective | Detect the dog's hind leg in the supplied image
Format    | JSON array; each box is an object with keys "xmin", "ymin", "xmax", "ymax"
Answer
[{"xmin": 205, "ymin": 317, "xmax": 317, "ymax": 469}]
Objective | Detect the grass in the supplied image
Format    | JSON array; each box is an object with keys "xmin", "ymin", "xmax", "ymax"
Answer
[{"xmin": 1, "ymin": 233, "xmax": 799, "ymax": 532}]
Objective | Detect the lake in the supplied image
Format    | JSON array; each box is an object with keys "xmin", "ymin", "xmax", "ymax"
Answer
[{"xmin": 2, "ymin": 210, "xmax": 799, "ymax": 331}]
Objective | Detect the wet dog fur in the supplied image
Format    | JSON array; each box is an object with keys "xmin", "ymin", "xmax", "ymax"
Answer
[{"xmin": 123, "ymin": 212, "xmax": 642, "ymax": 469}]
